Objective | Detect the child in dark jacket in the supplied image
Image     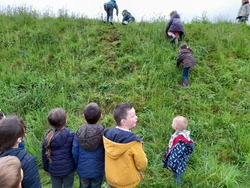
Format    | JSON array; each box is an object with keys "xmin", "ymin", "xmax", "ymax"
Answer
[
  {"xmin": 0, "ymin": 115, "xmax": 41, "ymax": 188},
  {"xmin": 42, "ymin": 108, "xmax": 75, "ymax": 188},
  {"xmin": 162, "ymin": 116, "xmax": 194, "ymax": 185},
  {"xmin": 122, "ymin": 10, "xmax": 135, "ymax": 25},
  {"xmin": 72, "ymin": 102, "xmax": 105, "ymax": 188},
  {"xmin": 176, "ymin": 44, "xmax": 196, "ymax": 87},
  {"xmin": 165, "ymin": 11, "xmax": 184, "ymax": 44},
  {"xmin": 104, "ymin": 0, "xmax": 119, "ymax": 25}
]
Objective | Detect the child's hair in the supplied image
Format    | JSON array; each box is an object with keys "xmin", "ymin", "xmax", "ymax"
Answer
[
  {"xmin": 0, "ymin": 156, "xmax": 22, "ymax": 188},
  {"xmin": 0, "ymin": 116, "xmax": 26, "ymax": 154},
  {"xmin": 242, "ymin": 0, "xmax": 249, "ymax": 5},
  {"xmin": 179, "ymin": 44, "xmax": 192, "ymax": 52},
  {"xmin": 122, "ymin": 9, "xmax": 128, "ymax": 16},
  {"xmin": 45, "ymin": 108, "xmax": 67, "ymax": 162},
  {"xmin": 113, "ymin": 103, "xmax": 133, "ymax": 126},
  {"xmin": 170, "ymin": 10, "xmax": 177, "ymax": 16},
  {"xmin": 83, "ymin": 102, "xmax": 101, "ymax": 124},
  {"xmin": 173, "ymin": 116, "xmax": 188, "ymax": 131}
]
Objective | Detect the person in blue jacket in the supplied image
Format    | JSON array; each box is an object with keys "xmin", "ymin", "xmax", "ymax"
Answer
[
  {"xmin": 72, "ymin": 102, "xmax": 105, "ymax": 188},
  {"xmin": 0, "ymin": 115, "xmax": 41, "ymax": 188},
  {"xmin": 104, "ymin": 0, "xmax": 119, "ymax": 24},
  {"xmin": 165, "ymin": 11, "xmax": 184, "ymax": 44},
  {"xmin": 42, "ymin": 108, "xmax": 75, "ymax": 188},
  {"xmin": 121, "ymin": 10, "xmax": 135, "ymax": 25}
]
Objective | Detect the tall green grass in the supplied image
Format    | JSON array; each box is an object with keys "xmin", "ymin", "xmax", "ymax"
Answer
[{"xmin": 0, "ymin": 7, "xmax": 249, "ymax": 188}]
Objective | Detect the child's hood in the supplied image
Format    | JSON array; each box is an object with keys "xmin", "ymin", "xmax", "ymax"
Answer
[
  {"xmin": 76, "ymin": 124, "xmax": 105, "ymax": 151},
  {"xmin": 171, "ymin": 12, "xmax": 180, "ymax": 19},
  {"xmin": 103, "ymin": 136, "xmax": 140, "ymax": 159}
]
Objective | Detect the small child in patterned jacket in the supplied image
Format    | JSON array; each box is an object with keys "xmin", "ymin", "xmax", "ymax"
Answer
[{"xmin": 162, "ymin": 116, "xmax": 194, "ymax": 185}]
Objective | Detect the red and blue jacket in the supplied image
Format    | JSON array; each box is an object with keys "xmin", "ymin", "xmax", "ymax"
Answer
[{"xmin": 162, "ymin": 132, "xmax": 194, "ymax": 175}]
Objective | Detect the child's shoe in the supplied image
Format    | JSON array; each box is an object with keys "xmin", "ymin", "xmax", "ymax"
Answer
[{"xmin": 178, "ymin": 80, "xmax": 188, "ymax": 87}]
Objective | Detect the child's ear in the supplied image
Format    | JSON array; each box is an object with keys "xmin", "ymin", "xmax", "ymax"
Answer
[
  {"xmin": 121, "ymin": 119, "xmax": 126, "ymax": 126},
  {"xmin": 100, "ymin": 114, "xmax": 103, "ymax": 119},
  {"xmin": 17, "ymin": 137, "xmax": 22, "ymax": 144},
  {"xmin": 82, "ymin": 114, "xmax": 85, "ymax": 119}
]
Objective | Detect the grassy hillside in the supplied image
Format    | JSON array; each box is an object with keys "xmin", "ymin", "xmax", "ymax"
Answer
[{"xmin": 0, "ymin": 8, "xmax": 250, "ymax": 188}]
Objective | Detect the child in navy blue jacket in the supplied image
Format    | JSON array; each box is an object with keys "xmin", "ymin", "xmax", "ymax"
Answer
[
  {"xmin": 72, "ymin": 102, "xmax": 105, "ymax": 188},
  {"xmin": 162, "ymin": 116, "xmax": 194, "ymax": 185},
  {"xmin": 42, "ymin": 108, "xmax": 75, "ymax": 188},
  {"xmin": 0, "ymin": 115, "xmax": 41, "ymax": 188}
]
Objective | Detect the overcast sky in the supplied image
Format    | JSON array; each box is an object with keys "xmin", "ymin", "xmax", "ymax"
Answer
[{"xmin": 0, "ymin": 0, "xmax": 243, "ymax": 23}]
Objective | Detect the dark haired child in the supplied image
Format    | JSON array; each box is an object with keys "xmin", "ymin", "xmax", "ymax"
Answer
[
  {"xmin": 165, "ymin": 11, "xmax": 184, "ymax": 44},
  {"xmin": 162, "ymin": 116, "xmax": 194, "ymax": 185},
  {"xmin": 104, "ymin": 0, "xmax": 119, "ymax": 25},
  {"xmin": 72, "ymin": 102, "xmax": 105, "ymax": 188},
  {"xmin": 176, "ymin": 44, "xmax": 196, "ymax": 87},
  {"xmin": 0, "ymin": 155, "xmax": 23, "ymax": 188},
  {"xmin": 0, "ymin": 115, "xmax": 41, "ymax": 188},
  {"xmin": 236, "ymin": 0, "xmax": 250, "ymax": 23},
  {"xmin": 103, "ymin": 103, "xmax": 148, "ymax": 188},
  {"xmin": 42, "ymin": 108, "xmax": 75, "ymax": 188},
  {"xmin": 122, "ymin": 9, "xmax": 135, "ymax": 25},
  {"xmin": 0, "ymin": 110, "xmax": 26, "ymax": 148}
]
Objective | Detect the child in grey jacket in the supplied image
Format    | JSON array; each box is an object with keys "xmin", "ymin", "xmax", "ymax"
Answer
[{"xmin": 236, "ymin": 0, "xmax": 250, "ymax": 23}]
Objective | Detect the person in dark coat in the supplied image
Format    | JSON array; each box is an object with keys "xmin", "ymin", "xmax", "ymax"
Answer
[
  {"xmin": 104, "ymin": 0, "xmax": 119, "ymax": 25},
  {"xmin": 176, "ymin": 44, "xmax": 196, "ymax": 87},
  {"xmin": 121, "ymin": 10, "xmax": 135, "ymax": 25},
  {"xmin": 0, "ymin": 115, "xmax": 41, "ymax": 188},
  {"xmin": 42, "ymin": 108, "xmax": 75, "ymax": 188},
  {"xmin": 165, "ymin": 11, "xmax": 184, "ymax": 44},
  {"xmin": 72, "ymin": 102, "xmax": 105, "ymax": 188}
]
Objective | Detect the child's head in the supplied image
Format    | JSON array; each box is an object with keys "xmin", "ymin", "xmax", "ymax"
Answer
[
  {"xmin": 0, "ymin": 156, "xmax": 23, "ymax": 188},
  {"xmin": 242, "ymin": 0, "xmax": 249, "ymax": 5},
  {"xmin": 83, "ymin": 102, "xmax": 101, "ymax": 124},
  {"xmin": 113, "ymin": 103, "xmax": 137, "ymax": 129},
  {"xmin": 122, "ymin": 10, "xmax": 128, "ymax": 16},
  {"xmin": 172, "ymin": 116, "xmax": 188, "ymax": 132},
  {"xmin": 179, "ymin": 44, "xmax": 192, "ymax": 52},
  {"xmin": 170, "ymin": 10, "xmax": 177, "ymax": 17},
  {"xmin": 45, "ymin": 108, "xmax": 67, "ymax": 163},
  {"xmin": 48, "ymin": 108, "xmax": 67, "ymax": 129},
  {"xmin": 0, "ymin": 116, "xmax": 26, "ymax": 153}
]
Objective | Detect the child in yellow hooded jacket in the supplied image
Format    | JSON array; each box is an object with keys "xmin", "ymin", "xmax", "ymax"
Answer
[{"xmin": 103, "ymin": 103, "xmax": 148, "ymax": 188}]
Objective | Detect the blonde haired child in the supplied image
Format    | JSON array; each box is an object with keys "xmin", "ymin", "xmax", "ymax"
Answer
[
  {"xmin": 0, "ymin": 156, "xmax": 23, "ymax": 188},
  {"xmin": 162, "ymin": 116, "xmax": 194, "ymax": 185}
]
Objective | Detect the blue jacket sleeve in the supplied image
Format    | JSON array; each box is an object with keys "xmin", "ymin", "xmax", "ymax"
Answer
[
  {"xmin": 22, "ymin": 156, "xmax": 41, "ymax": 188},
  {"xmin": 72, "ymin": 135, "xmax": 79, "ymax": 165}
]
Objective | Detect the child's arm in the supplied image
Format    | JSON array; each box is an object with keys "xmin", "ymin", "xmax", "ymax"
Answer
[
  {"xmin": 72, "ymin": 135, "xmax": 79, "ymax": 164},
  {"xmin": 133, "ymin": 142, "xmax": 148, "ymax": 171},
  {"xmin": 176, "ymin": 54, "xmax": 183, "ymax": 67}
]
